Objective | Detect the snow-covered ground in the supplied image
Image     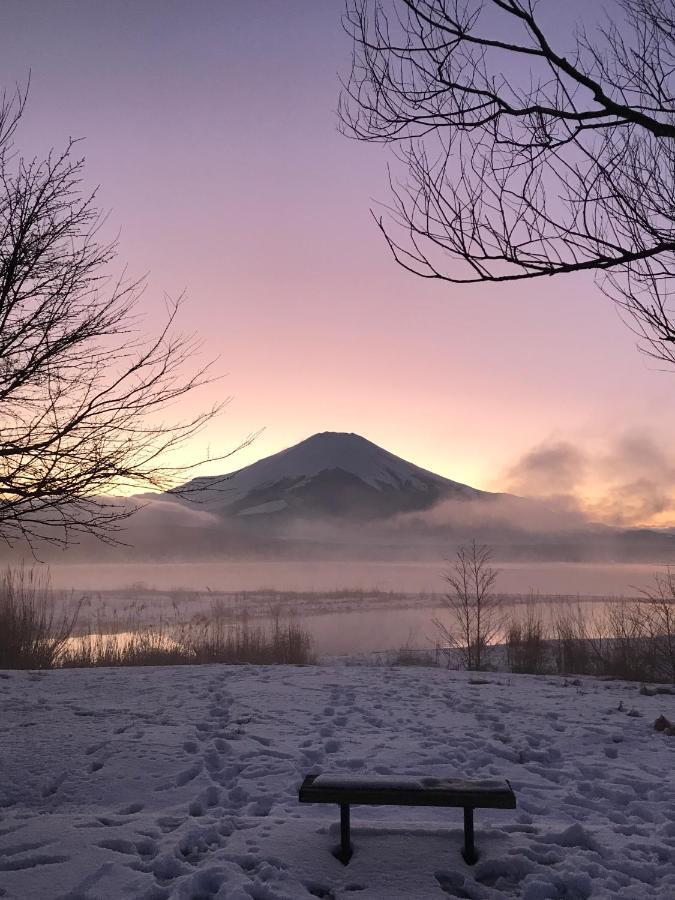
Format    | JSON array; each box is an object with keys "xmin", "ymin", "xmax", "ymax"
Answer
[{"xmin": 1, "ymin": 664, "xmax": 673, "ymax": 899}]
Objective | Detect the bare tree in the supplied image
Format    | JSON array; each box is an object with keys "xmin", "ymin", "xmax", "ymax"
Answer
[
  {"xmin": 0, "ymin": 85, "xmax": 236, "ymax": 550},
  {"xmin": 433, "ymin": 540, "xmax": 502, "ymax": 669},
  {"xmin": 342, "ymin": 0, "xmax": 675, "ymax": 364}
]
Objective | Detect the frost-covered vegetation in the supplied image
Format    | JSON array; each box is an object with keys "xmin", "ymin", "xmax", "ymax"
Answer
[
  {"xmin": 0, "ymin": 569, "xmax": 314, "ymax": 669},
  {"xmin": 2, "ymin": 564, "xmax": 675, "ymax": 681}
]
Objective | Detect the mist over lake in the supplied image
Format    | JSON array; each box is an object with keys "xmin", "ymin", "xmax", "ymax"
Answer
[
  {"xmin": 46, "ymin": 558, "xmax": 664, "ymax": 596},
  {"xmin": 46, "ymin": 558, "xmax": 663, "ymax": 656}
]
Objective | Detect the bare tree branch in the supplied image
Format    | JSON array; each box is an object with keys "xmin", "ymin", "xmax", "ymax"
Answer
[
  {"xmin": 342, "ymin": 0, "xmax": 675, "ymax": 364},
  {"xmin": 0, "ymin": 89, "xmax": 245, "ymax": 550}
]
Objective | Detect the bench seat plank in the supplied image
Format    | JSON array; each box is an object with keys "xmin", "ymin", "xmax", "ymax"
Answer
[{"xmin": 299, "ymin": 774, "xmax": 516, "ymax": 809}]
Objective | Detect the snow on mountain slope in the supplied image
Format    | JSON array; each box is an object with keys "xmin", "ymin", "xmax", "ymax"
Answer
[
  {"xmin": 220, "ymin": 432, "xmax": 464, "ymax": 491},
  {"xmin": 177, "ymin": 432, "xmax": 488, "ymax": 519}
]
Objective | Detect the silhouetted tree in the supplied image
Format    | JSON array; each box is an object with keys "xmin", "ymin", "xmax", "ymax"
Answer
[
  {"xmin": 0, "ymin": 86, "xmax": 233, "ymax": 549},
  {"xmin": 342, "ymin": 1, "xmax": 675, "ymax": 364},
  {"xmin": 433, "ymin": 540, "xmax": 502, "ymax": 670}
]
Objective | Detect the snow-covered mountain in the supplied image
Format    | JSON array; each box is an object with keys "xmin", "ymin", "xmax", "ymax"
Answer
[
  {"xmin": 177, "ymin": 431, "xmax": 490, "ymax": 521},
  {"xmin": 22, "ymin": 431, "xmax": 675, "ymax": 563}
]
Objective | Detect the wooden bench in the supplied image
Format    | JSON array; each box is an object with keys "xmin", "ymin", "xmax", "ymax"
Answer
[{"xmin": 298, "ymin": 773, "xmax": 516, "ymax": 864}]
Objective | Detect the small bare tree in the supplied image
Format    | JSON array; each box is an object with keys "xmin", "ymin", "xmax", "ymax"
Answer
[
  {"xmin": 0, "ymin": 85, "xmax": 237, "ymax": 549},
  {"xmin": 342, "ymin": 1, "xmax": 675, "ymax": 366},
  {"xmin": 434, "ymin": 540, "xmax": 502, "ymax": 670}
]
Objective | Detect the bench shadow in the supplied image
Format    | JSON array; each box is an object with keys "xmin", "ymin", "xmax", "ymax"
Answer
[{"xmin": 328, "ymin": 822, "xmax": 475, "ymax": 866}]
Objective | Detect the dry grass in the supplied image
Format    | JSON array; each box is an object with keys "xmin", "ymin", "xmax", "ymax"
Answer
[
  {"xmin": 0, "ymin": 567, "xmax": 314, "ymax": 670},
  {"xmin": 505, "ymin": 600, "xmax": 548, "ymax": 675},
  {"xmin": 503, "ymin": 593, "xmax": 675, "ymax": 683},
  {"xmin": 0, "ymin": 566, "xmax": 80, "ymax": 669},
  {"xmin": 60, "ymin": 601, "xmax": 314, "ymax": 668}
]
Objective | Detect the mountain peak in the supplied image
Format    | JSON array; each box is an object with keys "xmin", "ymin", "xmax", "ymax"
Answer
[
  {"xmin": 179, "ymin": 431, "xmax": 486, "ymax": 520},
  {"xmin": 260, "ymin": 431, "xmax": 435, "ymax": 488},
  {"xmin": 294, "ymin": 430, "xmax": 409, "ymax": 465},
  {"xmin": 294, "ymin": 431, "xmax": 375, "ymax": 448}
]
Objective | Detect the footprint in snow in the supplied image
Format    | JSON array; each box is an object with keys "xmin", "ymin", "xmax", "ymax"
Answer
[
  {"xmin": 85, "ymin": 741, "xmax": 107, "ymax": 755},
  {"xmin": 156, "ymin": 815, "xmax": 186, "ymax": 834},
  {"xmin": 175, "ymin": 761, "xmax": 203, "ymax": 786},
  {"xmin": 41, "ymin": 771, "xmax": 68, "ymax": 797},
  {"xmin": 116, "ymin": 802, "xmax": 144, "ymax": 814}
]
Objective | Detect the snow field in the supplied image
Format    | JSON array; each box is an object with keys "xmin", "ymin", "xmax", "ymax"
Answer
[{"xmin": 0, "ymin": 664, "xmax": 673, "ymax": 899}]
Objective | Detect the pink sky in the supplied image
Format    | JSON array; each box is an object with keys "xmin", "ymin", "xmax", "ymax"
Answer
[{"xmin": 2, "ymin": 1, "xmax": 675, "ymax": 520}]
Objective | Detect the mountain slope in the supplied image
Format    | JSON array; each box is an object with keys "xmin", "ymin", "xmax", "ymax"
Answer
[{"xmin": 177, "ymin": 431, "xmax": 490, "ymax": 521}]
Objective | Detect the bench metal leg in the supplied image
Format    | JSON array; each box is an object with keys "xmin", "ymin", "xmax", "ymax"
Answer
[
  {"xmin": 462, "ymin": 806, "xmax": 477, "ymax": 864},
  {"xmin": 334, "ymin": 803, "xmax": 353, "ymax": 864}
]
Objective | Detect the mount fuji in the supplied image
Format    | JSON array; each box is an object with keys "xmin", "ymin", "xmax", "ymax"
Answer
[
  {"xmin": 22, "ymin": 431, "xmax": 675, "ymax": 564},
  {"xmin": 176, "ymin": 431, "xmax": 491, "ymax": 521}
]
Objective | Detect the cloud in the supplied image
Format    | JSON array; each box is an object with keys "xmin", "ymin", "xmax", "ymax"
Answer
[
  {"xmin": 129, "ymin": 497, "xmax": 220, "ymax": 528},
  {"xmin": 504, "ymin": 440, "xmax": 587, "ymax": 496},
  {"xmin": 389, "ymin": 494, "xmax": 585, "ymax": 533},
  {"xmin": 502, "ymin": 431, "xmax": 675, "ymax": 527}
]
